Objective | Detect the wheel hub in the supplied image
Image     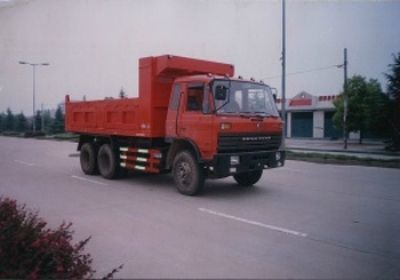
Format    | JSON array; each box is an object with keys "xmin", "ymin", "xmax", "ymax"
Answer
[{"xmin": 177, "ymin": 161, "xmax": 192, "ymax": 186}]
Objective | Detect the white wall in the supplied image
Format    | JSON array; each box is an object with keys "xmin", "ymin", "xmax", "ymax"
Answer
[
  {"xmin": 313, "ymin": 111, "xmax": 324, "ymax": 138},
  {"xmin": 349, "ymin": 131, "xmax": 360, "ymax": 140}
]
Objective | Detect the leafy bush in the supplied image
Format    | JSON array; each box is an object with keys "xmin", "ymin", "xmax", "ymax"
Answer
[
  {"xmin": 1, "ymin": 131, "xmax": 20, "ymax": 136},
  {"xmin": 0, "ymin": 197, "xmax": 95, "ymax": 279},
  {"xmin": 23, "ymin": 131, "xmax": 46, "ymax": 138}
]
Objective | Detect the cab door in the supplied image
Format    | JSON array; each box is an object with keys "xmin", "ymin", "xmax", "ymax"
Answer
[{"xmin": 177, "ymin": 82, "xmax": 215, "ymax": 160}]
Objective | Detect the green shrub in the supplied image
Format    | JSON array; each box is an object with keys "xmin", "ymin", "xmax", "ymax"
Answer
[
  {"xmin": 23, "ymin": 131, "xmax": 46, "ymax": 138},
  {"xmin": 0, "ymin": 197, "xmax": 95, "ymax": 279},
  {"xmin": 1, "ymin": 131, "xmax": 20, "ymax": 136}
]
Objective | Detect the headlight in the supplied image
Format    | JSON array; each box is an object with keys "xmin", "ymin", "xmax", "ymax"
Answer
[
  {"xmin": 220, "ymin": 122, "xmax": 232, "ymax": 130},
  {"xmin": 230, "ymin": 155, "xmax": 240, "ymax": 165},
  {"xmin": 275, "ymin": 152, "xmax": 281, "ymax": 161}
]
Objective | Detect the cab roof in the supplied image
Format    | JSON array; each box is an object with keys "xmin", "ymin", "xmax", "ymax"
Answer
[{"xmin": 174, "ymin": 74, "xmax": 268, "ymax": 87}]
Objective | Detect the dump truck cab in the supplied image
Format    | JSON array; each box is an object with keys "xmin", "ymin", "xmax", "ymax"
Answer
[{"xmin": 165, "ymin": 74, "xmax": 285, "ymax": 180}]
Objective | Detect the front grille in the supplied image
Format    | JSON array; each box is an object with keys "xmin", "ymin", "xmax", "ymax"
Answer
[{"xmin": 218, "ymin": 133, "xmax": 281, "ymax": 153}]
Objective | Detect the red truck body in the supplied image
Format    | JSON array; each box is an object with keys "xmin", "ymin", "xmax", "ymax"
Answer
[{"xmin": 65, "ymin": 55, "xmax": 284, "ymax": 195}]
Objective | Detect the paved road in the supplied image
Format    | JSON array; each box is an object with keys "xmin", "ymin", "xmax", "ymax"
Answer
[{"xmin": 0, "ymin": 136, "xmax": 399, "ymax": 278}]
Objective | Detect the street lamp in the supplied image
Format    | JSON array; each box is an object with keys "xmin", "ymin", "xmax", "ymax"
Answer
[{"xmin": 19, "ymin": 61, "xmax": 50, "ymax": 133}]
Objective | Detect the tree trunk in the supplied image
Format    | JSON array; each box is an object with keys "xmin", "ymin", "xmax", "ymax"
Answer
[{"xmin": 359, "ymin": 129, "xmax": 363, "ymax": 144}]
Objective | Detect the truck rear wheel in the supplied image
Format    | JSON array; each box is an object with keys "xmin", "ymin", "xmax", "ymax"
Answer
[
  {"xmin": 173, "ymin": 151, "xmax": 204, "ymax": 196},
  {"xmin": 233, "ymin": 170, "xmax": 263, "ymax": 187},
  {"xmin": 80, "ymin": 142, "xmax": 98, "ymax": 175},
  {"xmin": 97, "ymin": 144, "xmax": 119, "ymax": 179}
]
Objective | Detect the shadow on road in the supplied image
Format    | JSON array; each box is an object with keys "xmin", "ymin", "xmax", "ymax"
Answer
[
  {"xmin": 201, "ymin": 180, "xmax": 269, "ymax": 198},
  {"xmin": 122, "ymin": 171, "xmax": 271, "ymax": 198}
]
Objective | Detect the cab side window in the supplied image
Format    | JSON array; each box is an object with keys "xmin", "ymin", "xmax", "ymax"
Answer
[{"xmin": 186, "ymin": 83, "xmax": 204, "ymax": 112}]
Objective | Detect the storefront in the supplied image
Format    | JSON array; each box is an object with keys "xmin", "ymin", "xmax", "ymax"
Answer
[{"xmin": 276, "ymin": 91, "xmax": 342, "ymax": 139}]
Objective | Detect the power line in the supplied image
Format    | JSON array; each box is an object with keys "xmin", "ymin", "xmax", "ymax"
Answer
[{"xmin": 263, "ymin": 64, "xmax": 342, "ymax": 80}]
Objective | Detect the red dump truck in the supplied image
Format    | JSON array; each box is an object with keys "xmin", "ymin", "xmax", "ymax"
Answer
[{"xmin": 65, "ymin": 55, "xmax": 285, "ymax": 195}]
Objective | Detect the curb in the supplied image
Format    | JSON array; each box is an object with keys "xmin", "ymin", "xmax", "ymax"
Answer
[{"xmin": 287, "ymin": 147, "xmax": 400, "ymax": 157}]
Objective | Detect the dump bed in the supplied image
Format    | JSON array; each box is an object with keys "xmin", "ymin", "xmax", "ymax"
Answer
[{"xmin": 65, "ymin": 55, "xmax": 234, "ymax": 138}]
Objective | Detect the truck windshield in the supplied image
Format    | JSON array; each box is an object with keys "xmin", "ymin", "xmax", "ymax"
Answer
[{"xmin": 212, "ymin": 80, "xmax": 279, "ymax": 117}]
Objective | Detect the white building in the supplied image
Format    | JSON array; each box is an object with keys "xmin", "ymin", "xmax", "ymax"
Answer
[{"xmin": 276, "ymin": 91, "xmax": 359, "ymax": 139}]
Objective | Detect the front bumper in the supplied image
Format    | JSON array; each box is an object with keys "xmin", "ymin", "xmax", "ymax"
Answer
[{"xmin": 208, "ymin": 150, "xmax": 286, "ymax": 177}]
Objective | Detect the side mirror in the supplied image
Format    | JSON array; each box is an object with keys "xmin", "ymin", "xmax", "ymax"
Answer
[
  {"xmin": 270, "ymin": 87, "xmax": 278, "ymax": 102},
  {"xmin": 215, "ymin": 85, "xmax": 228, "ymax": 100}
]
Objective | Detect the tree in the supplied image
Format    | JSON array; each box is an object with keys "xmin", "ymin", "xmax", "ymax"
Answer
[
  {"xmin": 363, "ymin": 79, "xmax": 390, "ymax": 138},
  {"xmin": 50, "ymin": 105, "xmax": 65, "ymax": 134},
  {"xmin": 385, "ymin": 52, "xmax": 400, "ymax": 102},
  {"xmin": 119, "ymin": 87, "xmax": 126, "ymax": 99},
  {"xmin": 0, "ymin": 113, "xmax": 5, "ymax": 132},
  {"xmin": 5, "ymin": 108, "xmax": 15, "ymax": 131},
  {"xmin": 41, "ymin": 110, "xmax": 52, "ymax": 134},
  {"xmin": 15, "ymin": 112, "xmax": 28, "ymax": 132},
  {"xmin": 384, "ymin": 52, "xmax": 400, "ymax": 150},
  {"xmin": 333, "ymin": 75, "xmax": 388, "ymax": 143},
  {"xmin": 34, "ymin": 110, "xmax": 42, "ymax": 132}
]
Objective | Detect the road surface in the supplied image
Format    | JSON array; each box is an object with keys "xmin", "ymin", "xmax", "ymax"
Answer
[{"xmin": 0, "ymin": 136, "xmax": 399, "ymax": 278}]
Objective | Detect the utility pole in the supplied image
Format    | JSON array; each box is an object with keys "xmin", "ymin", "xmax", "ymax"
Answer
[
  {"xmin": 343, "ymin": 48, "xmax": 348, "ymax": 150},
  {"xmin": 281, "ymin": 0, "xmax": 286, "ymax": 148}
]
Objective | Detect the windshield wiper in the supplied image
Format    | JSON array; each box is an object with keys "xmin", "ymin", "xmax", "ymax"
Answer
[
  {"xmin": 239, "ymin": 111, "xmax": 278, "ymax": 118},
  {"xmin": 217, "ymin": 111, "xmax": 237, "ymax": 115},
  {"xmin": 253, "ymin": 111, "xmax": 278, "ymax": 118},
  {"xmin": 216, "ymin": 100, "xmax": 229, "ymax": 112},
  {"xmin": 239, "ymin": 112, "xmax": 252, "ymax": 118}
]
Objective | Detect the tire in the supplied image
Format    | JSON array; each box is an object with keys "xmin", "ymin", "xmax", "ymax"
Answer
[
  {"xmin": 97, "ymin": 144, "xmax": 119, "ymax": 179},
  {"xmin": 233, "ymin": 170, "xmax": 263, "ymax": 187},
  {"xmin": 173, "ymin": 151, "xmax": 205, "ymax": 196},
  {"xmin": 80, "ymin": 143, "xmax": 98, "ymax": 175}
]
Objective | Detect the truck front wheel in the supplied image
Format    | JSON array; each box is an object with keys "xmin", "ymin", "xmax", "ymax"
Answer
[
  {"xmin": 97, "ymin": 144, "xmax": 119, "ymax": 179},
  {"xmin": 80, "ymin": 142, "xmax": 98, "ymax": 175},
  {"xmin": 233, "ymin": 170, "xmax": 263, "ymax": 187},
  {"xmin": 173, "ymin": 151, "xmax": 204, "ymax": 196}
]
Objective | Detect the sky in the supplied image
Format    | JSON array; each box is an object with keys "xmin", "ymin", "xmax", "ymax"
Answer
[{"xmin": 0, "ymin": 0, "xmax": 399, "ymax": 115}]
